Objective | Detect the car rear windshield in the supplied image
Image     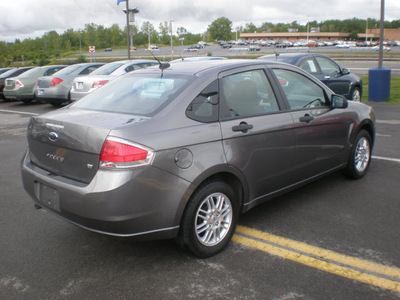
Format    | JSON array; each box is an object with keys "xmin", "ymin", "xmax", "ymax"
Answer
[
  {"xmin": 72, "ymin": 73, "xmax": 191, "ymax": 116},
  {"xmin": 17, "ymin": 67, "xmax": 40, "ymax": 78},
  {"xmin": 261, "ymin": 56, "xmax": 295, "ymax": 63},
  {"xmin": 90, "ymin": 63, "xmax": 124, "ymax": 75},
  {"xmin": 52, "ymin": 65, "xmax": 81, "ymax": 76}
]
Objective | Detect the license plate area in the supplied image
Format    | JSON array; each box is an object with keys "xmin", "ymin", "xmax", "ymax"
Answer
[
  {"xmin": 76, "ymin": 82, "xmax": 84, "ymax": 90},
  {"xmin": 34, "ymin": 182, "xmax": 60, "ymax": 212}
]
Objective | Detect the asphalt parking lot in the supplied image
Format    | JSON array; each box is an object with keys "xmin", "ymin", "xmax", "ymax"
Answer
[{"xmin": 1, "ymin": 100, "xmax": 399, "ymax": 299}]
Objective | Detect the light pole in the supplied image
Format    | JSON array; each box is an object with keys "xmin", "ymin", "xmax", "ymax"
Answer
[
  {"xmin": 378, "ymin": 0, "xmax": 385, "ymax": 68},
  {"xmin": 79, "ymin": 28, "xmax": 82, "ymax": 53},
  {"xmin": 169, "ymin": 20, "xmax": 174, "ymax": 60},
  {"xmin": 118, "ymin": 0, "xmax": 139, "ymax": 60}
]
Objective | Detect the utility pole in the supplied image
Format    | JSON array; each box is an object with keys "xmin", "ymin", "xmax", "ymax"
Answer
[
  {"xmin": 170, "ymin": 20, "xmax": 174, "ymax": 61},
  {"xmin": 378, "ymin": 0, "xmax": 385, "ymax": 68},
  {"xmin": 125, "ymin": 0, "xmax": 130, "ymax": 60}
]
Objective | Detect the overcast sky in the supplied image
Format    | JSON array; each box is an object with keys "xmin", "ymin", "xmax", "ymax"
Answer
[{"xmin": 1, "ymin": 0, "xmax": 399, "ymax": 42}]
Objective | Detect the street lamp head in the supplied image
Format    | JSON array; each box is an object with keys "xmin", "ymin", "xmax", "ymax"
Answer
[{"xmin": 123, "ymin": 8, "xmax": 139, "ymax": 14}]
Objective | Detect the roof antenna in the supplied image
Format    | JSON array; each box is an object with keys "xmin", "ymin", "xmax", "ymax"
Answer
[{"xmin": 144, "ymin": 45, "xmax": 170, "ymax": 71}]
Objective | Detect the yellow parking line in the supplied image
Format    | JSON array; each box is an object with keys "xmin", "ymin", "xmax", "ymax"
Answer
[
  {"xmin": 236, "ymin": 225, "xmax": 400, "ymax": 280},
  {"xmin": 233, "ymin": 226, "xmax": 400, "ymax": 292}
]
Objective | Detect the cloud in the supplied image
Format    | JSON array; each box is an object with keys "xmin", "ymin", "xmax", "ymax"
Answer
[{"xmin": 1, "ymin": 0, "xmax": 399, "ymax": 42}]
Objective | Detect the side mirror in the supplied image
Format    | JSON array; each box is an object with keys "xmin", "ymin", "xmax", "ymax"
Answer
[
  {"xmin": 342, "ymin": 68, "xmax": 350, "ymax": 75},
  {"xmin": 331, "ymin": 94, "xmax": 348, "ymax": 109}
]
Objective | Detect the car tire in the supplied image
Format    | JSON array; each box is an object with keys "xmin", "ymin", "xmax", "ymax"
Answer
[
  {"xmin": 351, "ymin": 86, "xmax": 361, "ymax": 102},
  {"xmin": 342, "ymin": 130, "xmax": 372, "ymax": 179},
  {"xmin": 178, "ymin": 180, "xmax": 239, "ymax": 258}
]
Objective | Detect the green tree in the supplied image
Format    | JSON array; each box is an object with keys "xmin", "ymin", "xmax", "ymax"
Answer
[
  {"xmin": 208, "ymin": 17, "xmax": 232, "ymax": 41},
  {"xmin": 243, "ymin": 22, "xmax": 258, "ymax": 33},
  {"xmin": 159, "ymin": 21, "xmax": 171, "ymax": 45},
  {"xmin": 140, "ymin": 21, "xmax": 159, "ymax": 46}
]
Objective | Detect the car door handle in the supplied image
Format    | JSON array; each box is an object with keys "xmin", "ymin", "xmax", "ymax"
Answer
[
  {"xmin": 232, "ymin": 122, "xmax": 253, "ymax": 133},
  {"xmin": 324, "ymin": 76, "xmax": 331, "ymax": 79},
  {"xmin": 299, "ymin": 114, "xmax": 314, "ymax": 124}
]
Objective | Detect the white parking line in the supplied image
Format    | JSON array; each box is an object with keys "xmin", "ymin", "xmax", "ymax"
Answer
[
  {"xmin": 372, "ymin": 156, "xmax": 400, "ymax": 163},
  {"xmin": 0, "ymin": 109, "xmax": 38, "ymax": 116}
]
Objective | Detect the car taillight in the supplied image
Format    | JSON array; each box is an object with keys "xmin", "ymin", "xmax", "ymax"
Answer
[
  {"xmin": 92, "ymin": 80, "xmax": 109, "ymax": 88},
  {"xmin": 15, "ymin": 80, "xmax": 24, "ymax": 88},
  {"xmin": 100, "ymin": 137, "xmax": 154, "ymax": 168},
  {"xmin": 50, "ymin": 77, "xmax": 63, "ymax": 86}
]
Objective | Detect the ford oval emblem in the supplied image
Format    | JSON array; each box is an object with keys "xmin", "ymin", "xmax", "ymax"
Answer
[{"xmin": 48, "ymin": 132, "xmax": 59, "ymax": 142}]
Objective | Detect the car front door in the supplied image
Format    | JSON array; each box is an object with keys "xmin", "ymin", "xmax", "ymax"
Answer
[
  {"xmin": 270, "ymin": 67, "xmax": 350, "ymax": 179},
  {"xmin": 314, "ymin": 56, "xmax": 350, "ymax": 96},
  {"xmin": 218, "ymin": 67, "xmax": 297, "ymax": 204}
]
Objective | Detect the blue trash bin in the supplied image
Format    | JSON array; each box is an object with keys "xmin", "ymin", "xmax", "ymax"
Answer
[{"xmin": 368, "ymin": 68, "xmax": 391, "ymax": 102}]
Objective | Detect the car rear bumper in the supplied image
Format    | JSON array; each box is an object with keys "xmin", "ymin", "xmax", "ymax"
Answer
[
  {"xmin": 21, "ymin": 150, "xmax": 190, "ymax": 239},
  {"xmin": 3, "ymin": 89, "xmax": 34, "ymax": 101},
  {"xmin": 35, "ymin": 87, "xmax": 69, "ymax": 104},
  {"xmin": 70, "ymin": 91, "xmax": 89, "ymax": 101}
]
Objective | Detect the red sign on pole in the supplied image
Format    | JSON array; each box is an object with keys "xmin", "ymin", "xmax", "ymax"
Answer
[{"xmin": 89, "ymin": 46, "xmax": 95, "ymax": 53}]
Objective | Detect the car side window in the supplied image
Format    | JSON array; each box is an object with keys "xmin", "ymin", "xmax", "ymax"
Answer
[
  {"xmin": 299, "ymin": 59, "xmax": 318, "ymax": 73},
  {"xmin": 186, "ymin": 80, "xmax": 219, "ymax": 123},
  {"xmin": 221, "ymin": 69, "xmax": 279, "ymax": 118},
  {"xmin": 315, "ymin": 57, "xmax": 340, "ymax": 75},
  {"xmin": 272, "ymin": 69, "xmax": 328, "ymax": 110}
]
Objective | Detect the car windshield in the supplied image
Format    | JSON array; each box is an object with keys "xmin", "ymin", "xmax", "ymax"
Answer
[
  {"xmin": 72, "ymin": 73, "xmax": 192, "ymax": 116},
  {"xmin": 90, "ymin": 63, "xmax": 124, "ymax": 75}
]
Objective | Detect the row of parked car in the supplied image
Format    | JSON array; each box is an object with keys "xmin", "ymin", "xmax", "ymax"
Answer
[{"xmin": 0, "ymin": 60, "xmax": 158, "ymax": 106}]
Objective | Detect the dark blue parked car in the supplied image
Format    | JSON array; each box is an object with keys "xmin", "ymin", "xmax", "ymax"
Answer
[{"xmin": 258, "ymin": 53, "xmax": 362, "ymax": 102}]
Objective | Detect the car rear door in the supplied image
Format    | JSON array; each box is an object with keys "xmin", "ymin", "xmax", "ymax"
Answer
[
  {"xmin": 218, "ymin": 66, "xmax": 297, "ymax": 203},
  {"xmin": 313, "ymin": 55, "xmax": 350, "ymax": 95}
]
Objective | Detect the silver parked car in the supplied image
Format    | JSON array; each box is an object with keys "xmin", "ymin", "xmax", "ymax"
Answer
[
  {"xmin": 70, "ymin": 60, "xmax": 158, "ymax": 101},
  {"xmin": 3, "ymin": 65, "xmax": 66, "ymax": 103},
  {"xmin": 0, "ymin": 67, "xmax": 34, "ymax": 100},
  {"xmin": 21, "ymin": 60, "xmax": 375, "ymax": 257},
  {"xmin": 35, "ymin": 63, "xmax": 104, "ymax": 106}
]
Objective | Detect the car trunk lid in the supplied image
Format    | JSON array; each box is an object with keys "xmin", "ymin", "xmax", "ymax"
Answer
[
  {"xmin": 27, "ymin": 108, "xmax": 148, "ymax": 184},
  {"xmin": 37, "ymin": 77, "xmax": 53, "ymax": 88}
]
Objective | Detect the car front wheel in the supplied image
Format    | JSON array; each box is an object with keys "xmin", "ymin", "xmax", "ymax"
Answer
[{"xmin": 178, "ymin": 181, "xmax": 239, "ymax": 258}]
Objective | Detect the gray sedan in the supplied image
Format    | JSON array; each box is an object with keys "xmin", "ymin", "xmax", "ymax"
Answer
[
  {"xmin": 21, "ymin": 60, "xmax": 375, "ymax": 257},
  {"xmin": 3, "ymin": 65, "xmax": 66, "ymax": 103},
  {"xmin": 70, "ymin": 60, "xmax": 158, "ymax": 101},
  {"xmin": 35, "ymin": 63, "xmax": 104, "ymax": 106}
]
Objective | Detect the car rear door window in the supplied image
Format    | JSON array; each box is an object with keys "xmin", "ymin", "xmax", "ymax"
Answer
[
  {"xmin": 221, "ymin": 69, "xmax": 279, "ymax": 118},
  {"xmin": 272, "ymin": 69, "xmax": 328, "ymax": 110},
  {"xmin": 299, "ymin": 59, "xmax": 318, "ymax": 73}
]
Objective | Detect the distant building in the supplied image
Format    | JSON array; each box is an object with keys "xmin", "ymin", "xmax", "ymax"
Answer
[
  {"xmin": 240, "ymin": 28, "xmax": 400, "ymax": 42},
  {"xmin": 358, "ymin": 28, "xmax": 400, "ymax": 41},
  {"xmin": 240, "ymin": 32, "xmax": 350, "ymax": 41}
]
